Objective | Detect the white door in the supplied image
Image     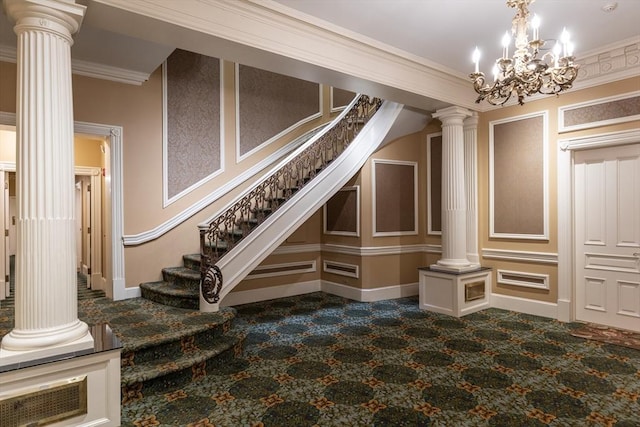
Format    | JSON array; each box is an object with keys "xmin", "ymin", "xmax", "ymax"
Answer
[{"xmin": 574, "ymin": 143, "xmax": 640, "ymax": 331}]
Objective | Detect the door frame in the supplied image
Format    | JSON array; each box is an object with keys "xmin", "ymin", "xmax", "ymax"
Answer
[
  {"xmin": 0, "ymin": 112, "xmax": 126, "ymax": 301},
  {"xmin": 557, "ymin": 128, "xmax": 640, "ymax": 322}
]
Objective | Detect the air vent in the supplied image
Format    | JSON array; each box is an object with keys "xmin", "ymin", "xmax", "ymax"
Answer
[{"xmin": 1, "ymin": 376, "xmax": 87, "ymax": 427}]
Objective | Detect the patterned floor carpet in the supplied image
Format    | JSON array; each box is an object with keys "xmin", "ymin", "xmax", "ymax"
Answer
[{"xmin": 115, "ymin": 293, "xmax": 640, "ymax": 427}]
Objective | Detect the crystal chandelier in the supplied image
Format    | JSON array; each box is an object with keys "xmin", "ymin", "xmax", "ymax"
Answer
[{"xmin": 469, "ymin": 0, "xmax": 579, "ymax": 106}]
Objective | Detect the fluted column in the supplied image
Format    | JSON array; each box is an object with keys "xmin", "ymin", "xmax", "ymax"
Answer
[
  {"xmin": 431, "ymin": 106, "xmax": 476, "ymax": 272},
  {"xmin": 464, "ymin": 113, "xmax": 480, "ymax": 265},
  {"xmin": 0, "ymin": 0, "xmax": 90, "ymax": 364}
]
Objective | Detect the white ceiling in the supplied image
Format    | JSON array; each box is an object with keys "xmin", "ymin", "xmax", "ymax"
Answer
[
  {"xmin": 0, "ymin": 0, "xmax": 638, "ymax": 106},
  {"xmin": 273, "ymin": 0, "xmax": 640, "ymax": 78}
]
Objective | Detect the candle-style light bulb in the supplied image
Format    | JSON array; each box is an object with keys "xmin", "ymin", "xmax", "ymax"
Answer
[
  {"xmin": 560, "ymin": 28, "xmax": 570, "ymax": 56},
  {"xmin": 472, "ymin": 47, "xmax": 481, "ymax": 73},
  {"xmin": 553, "ymin": 42, "xmax": 561, "ymax": 66},
  {"xmin": 502, "ymin": 31, "xmax": 511, "ymax": 59},
  {"xmin": 531, "ymin": 14, "xmax": 541, "ymax": 40},
  {"xmin": 567, "ymin": 42, "xmax": 575, "ymax": 57},
  {"xmin": 492, "ymin": 64, "xmax": 499, "ymax": 81}
]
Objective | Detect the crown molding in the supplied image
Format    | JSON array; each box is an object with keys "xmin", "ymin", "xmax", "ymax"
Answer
[{"xmin": 0, "ymin": 45, "xmax": 149, "ymax": 85}]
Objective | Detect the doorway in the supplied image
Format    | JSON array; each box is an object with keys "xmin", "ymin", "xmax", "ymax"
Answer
[
  {"xmin": 0, "ymin": 127, "xmax": 107, "ymax": 299},
  {"xmin": 574, "ymin": 143, "xmax": 640, "ymax": 331}
]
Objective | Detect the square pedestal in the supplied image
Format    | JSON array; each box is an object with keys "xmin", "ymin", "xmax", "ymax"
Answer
[{"xmin": 419, "ymin": 267, "xmax": 492, "ymax": 317}]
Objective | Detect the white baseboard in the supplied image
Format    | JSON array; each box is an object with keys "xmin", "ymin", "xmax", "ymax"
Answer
[
  {"xmin": 122, "ymin": 284, "xmax": 141, "ymax": 300},
  {"xmin": 321, "ymin": 280, "xmax": 419, "ymax": 302},
  {"xmin": 556, "ymin": 299, "xmax": 572, "ymax": 322},
  {"xmin": 490, "ymin": 293, "xmax": 558, "ymax": 319},
  {"xmin": 221, "ymin": 280, "xmax": 321, "ymax": 307}
]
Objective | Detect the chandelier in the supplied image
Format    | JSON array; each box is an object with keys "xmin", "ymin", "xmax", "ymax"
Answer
[{"xmin": 469, "ymin": 0, "xmax": 579, "ymax": 106}]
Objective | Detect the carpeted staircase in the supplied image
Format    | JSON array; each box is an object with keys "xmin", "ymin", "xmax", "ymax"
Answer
[{"xmin": 139, "ymin": 253, "xmax": 204, "ymax": 309}]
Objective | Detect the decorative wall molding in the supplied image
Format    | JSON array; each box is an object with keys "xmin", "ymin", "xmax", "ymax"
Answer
[
  {"xmin": 245, "ymin": 260, "xmax": 316, "ymax": 280},
  {"xmin": 236, "ymin": 64, "xmax": 323, "ymax": 163},
  {"xmin": 162, "ymin": 52, "xmax": 224, "ymax": 206},
  {"xmin": 497, "ymin": 269, "xmax": 550, "ymax": 290},
  {"xmin": 558, "ymin": 90, "xmax": 640, "ymax": 133},
  {"xmin": 372, "ymin": 159, "xmax": 418, "ymax": 237},
  {"xmin": 272, "ymin": 243, "xmax": 321, "ymax": 255},
  {"xmin": 322, "ymin": 243, "xmax": 442, "ymax": 256},
  {"xmin": 573, "ymin": 37, "xmax": 640, "ymax": 91},
  {"xmin": 323, "ymin": 260, "xmax": 359, "ymax": 278},
  {"xmin": 489, "ymin": 110, "xmax": 549, "ymax": 240},
  {"xmin": 0, "ymin": 45, "xmax": 150, "ymax": 85},
  {"xmin": 123, "ymin": 134, "xmax": 308, "ymax": 245},
  {"xmin": 482, "ymin": 248, "xmax": 558, "ymax": 265},
  {"xmin": 323, "ymin": 185, "xmax": 360, "ymax": 237}
]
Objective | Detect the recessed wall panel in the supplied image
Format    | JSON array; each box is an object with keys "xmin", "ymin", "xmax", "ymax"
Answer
[
  {"xmin": 373, "ymin": 160, "xmax": 417, "ymax": 236},
  {"xmin": 490, "ymin": 112, "xmax": 547, "ymax": 239},
  {"xmin": 165, "ymin": 49, "xmax": 221, "ymax": 200},
  {"xmin": 238, "ymin": 65, "xmax": 320, "ymax": 158}
]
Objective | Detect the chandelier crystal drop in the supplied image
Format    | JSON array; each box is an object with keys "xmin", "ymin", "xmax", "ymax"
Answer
[{"xmin": 469, "ymin": 0, "xmax": 579, "ymax": 106}]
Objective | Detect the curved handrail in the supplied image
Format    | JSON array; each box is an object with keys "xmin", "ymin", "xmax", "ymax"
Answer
[{"xmin": 199, "ymin": 95, "xmax": 382, "ymax": 304}]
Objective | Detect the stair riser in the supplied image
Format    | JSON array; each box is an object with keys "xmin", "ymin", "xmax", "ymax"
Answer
[
  {"xmin": 140, "ymin": 287, "xmax": 198, "ymax": 310},
  {"xmin": 121, "ymin": 319, "xmax": 233, "ymax": 368},
  {"xmin": 182, "ymin": 256, "xmax": 201, "ymax": 272},
  {"xmin": 121, "ymin": 339, "xmax": 244, "ymax": 404},
  {"xmin": 161, "ymin": 271, "xmax": 200, "ymax": 292}
]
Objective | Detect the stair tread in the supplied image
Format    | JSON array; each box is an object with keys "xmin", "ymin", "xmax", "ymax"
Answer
[{"xmin": 121, "ymin": 332, "xmax": 244, "ymax": 386}]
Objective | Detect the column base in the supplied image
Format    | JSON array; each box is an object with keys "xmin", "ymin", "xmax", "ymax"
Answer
[
  {"xmin": 430, "ymin": 261, "xmax": 481, "ymax": 274},
  {"xmin": 0, "ymin": 321, "xmax": 94, "ymax": 367},
  {"xmin": 418, "ymin": 266, "xmax": 492, "ymax": 317}
]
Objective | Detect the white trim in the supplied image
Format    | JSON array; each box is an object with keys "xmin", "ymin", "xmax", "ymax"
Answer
[
  {"xmin": 0, "ymin": 45, "xmax": 150, "ymax": 85},
  {"xmin": 0, "ymin": 114, "xmax": 126, "ymax": 301},
  {"xmin": 123, "ymin": 133, "xmax": 308, "ymax": 246},
  {"xmin": 322, "ymin": 243, "xmax": 442, "ymax": 256},
  {"xmin": 323, "ymin": 185, "xmax": 360, "ymax": 237},
  {"xmin": 490, "ymin": 293, "xmax": 558, "ymax": 320},
  {"xmin": 558, "ymin": 90, "xmax": 640, "ymax": 133},
  {"xmin": 371, "ymin": 159, "xmax": 418, "ymax": 237},
  {"xmin": 559, "ymin": 128, "xmax": 640, "ymax": 152},
  {"xmin": 557, "ymin": 129, "xmax": 640, "ymax": 323},
  {"xmin": 245, "ymin": 260, "xmax": 316, "ymax": 280},
  {"xmin": 497, "ymin": 269, "xmax": 549, "ymax": 290},
  {"xmin": 426, "ymin": 132, "xmax": 442, "ymax": 236},
  {"xmin": 220, "ymin": 279, "xmax": 321, "ymax": 306},
  {"xmin": 162, "ymin": 58, "xmax": 225, "ymax": 207},
  {"xmin": 482, "ymin": 248, "xmax": 558, "ymax": 264},
  {"xmin": 489, "ymin": 110, "xmax": 549, "ymax": 240},
  {"xmin": 235, "ymin": 63, "xmax": 323, "ymax": 163},
  {"xmin": 322, "ymin": 280, "xmax": 419, "ymax": 302},
  {"xmin": 323, "ymin": 260, "xmax": 359, "ymax": 279}
]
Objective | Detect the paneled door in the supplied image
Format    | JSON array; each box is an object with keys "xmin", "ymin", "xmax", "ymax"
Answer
[{"xmin": 574, "ymin": 143, "xmax": 640, "ymax": 331}]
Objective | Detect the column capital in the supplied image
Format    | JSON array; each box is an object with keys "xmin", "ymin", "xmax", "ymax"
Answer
[
  {"xmin": 432, "ymin": 106, "xmax": 472, "ymax": 125},
  {"xmin": 463, "ymin": 111, "xmax": 479, "ymax": 129},
  {"xmin": 4, "ymin": 0, "xmax": 85, "ymax": 39}
]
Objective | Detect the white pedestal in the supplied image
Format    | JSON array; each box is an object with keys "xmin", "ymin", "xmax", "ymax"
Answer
[
  {"xmin": 419, "ymin": 267, "xmax": 491, "ymax": 317},
  {"xmin": 0, "ymin": 325, "xmax": 121, "ymax": 427}
]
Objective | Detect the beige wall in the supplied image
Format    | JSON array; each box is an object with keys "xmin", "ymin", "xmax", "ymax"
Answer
[
  {"xmin": 477, "ymin": 76, "xmax": 640, "ymax": 303},
  {"xmin": 2, "ymin": 52, "xmax": 637, "ymax": 305}
]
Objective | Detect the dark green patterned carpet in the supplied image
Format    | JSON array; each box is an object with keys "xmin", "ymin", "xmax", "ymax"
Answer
[{"xmin": 115, "ymin": 293, "xmax": 639, "ymax": 427}]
